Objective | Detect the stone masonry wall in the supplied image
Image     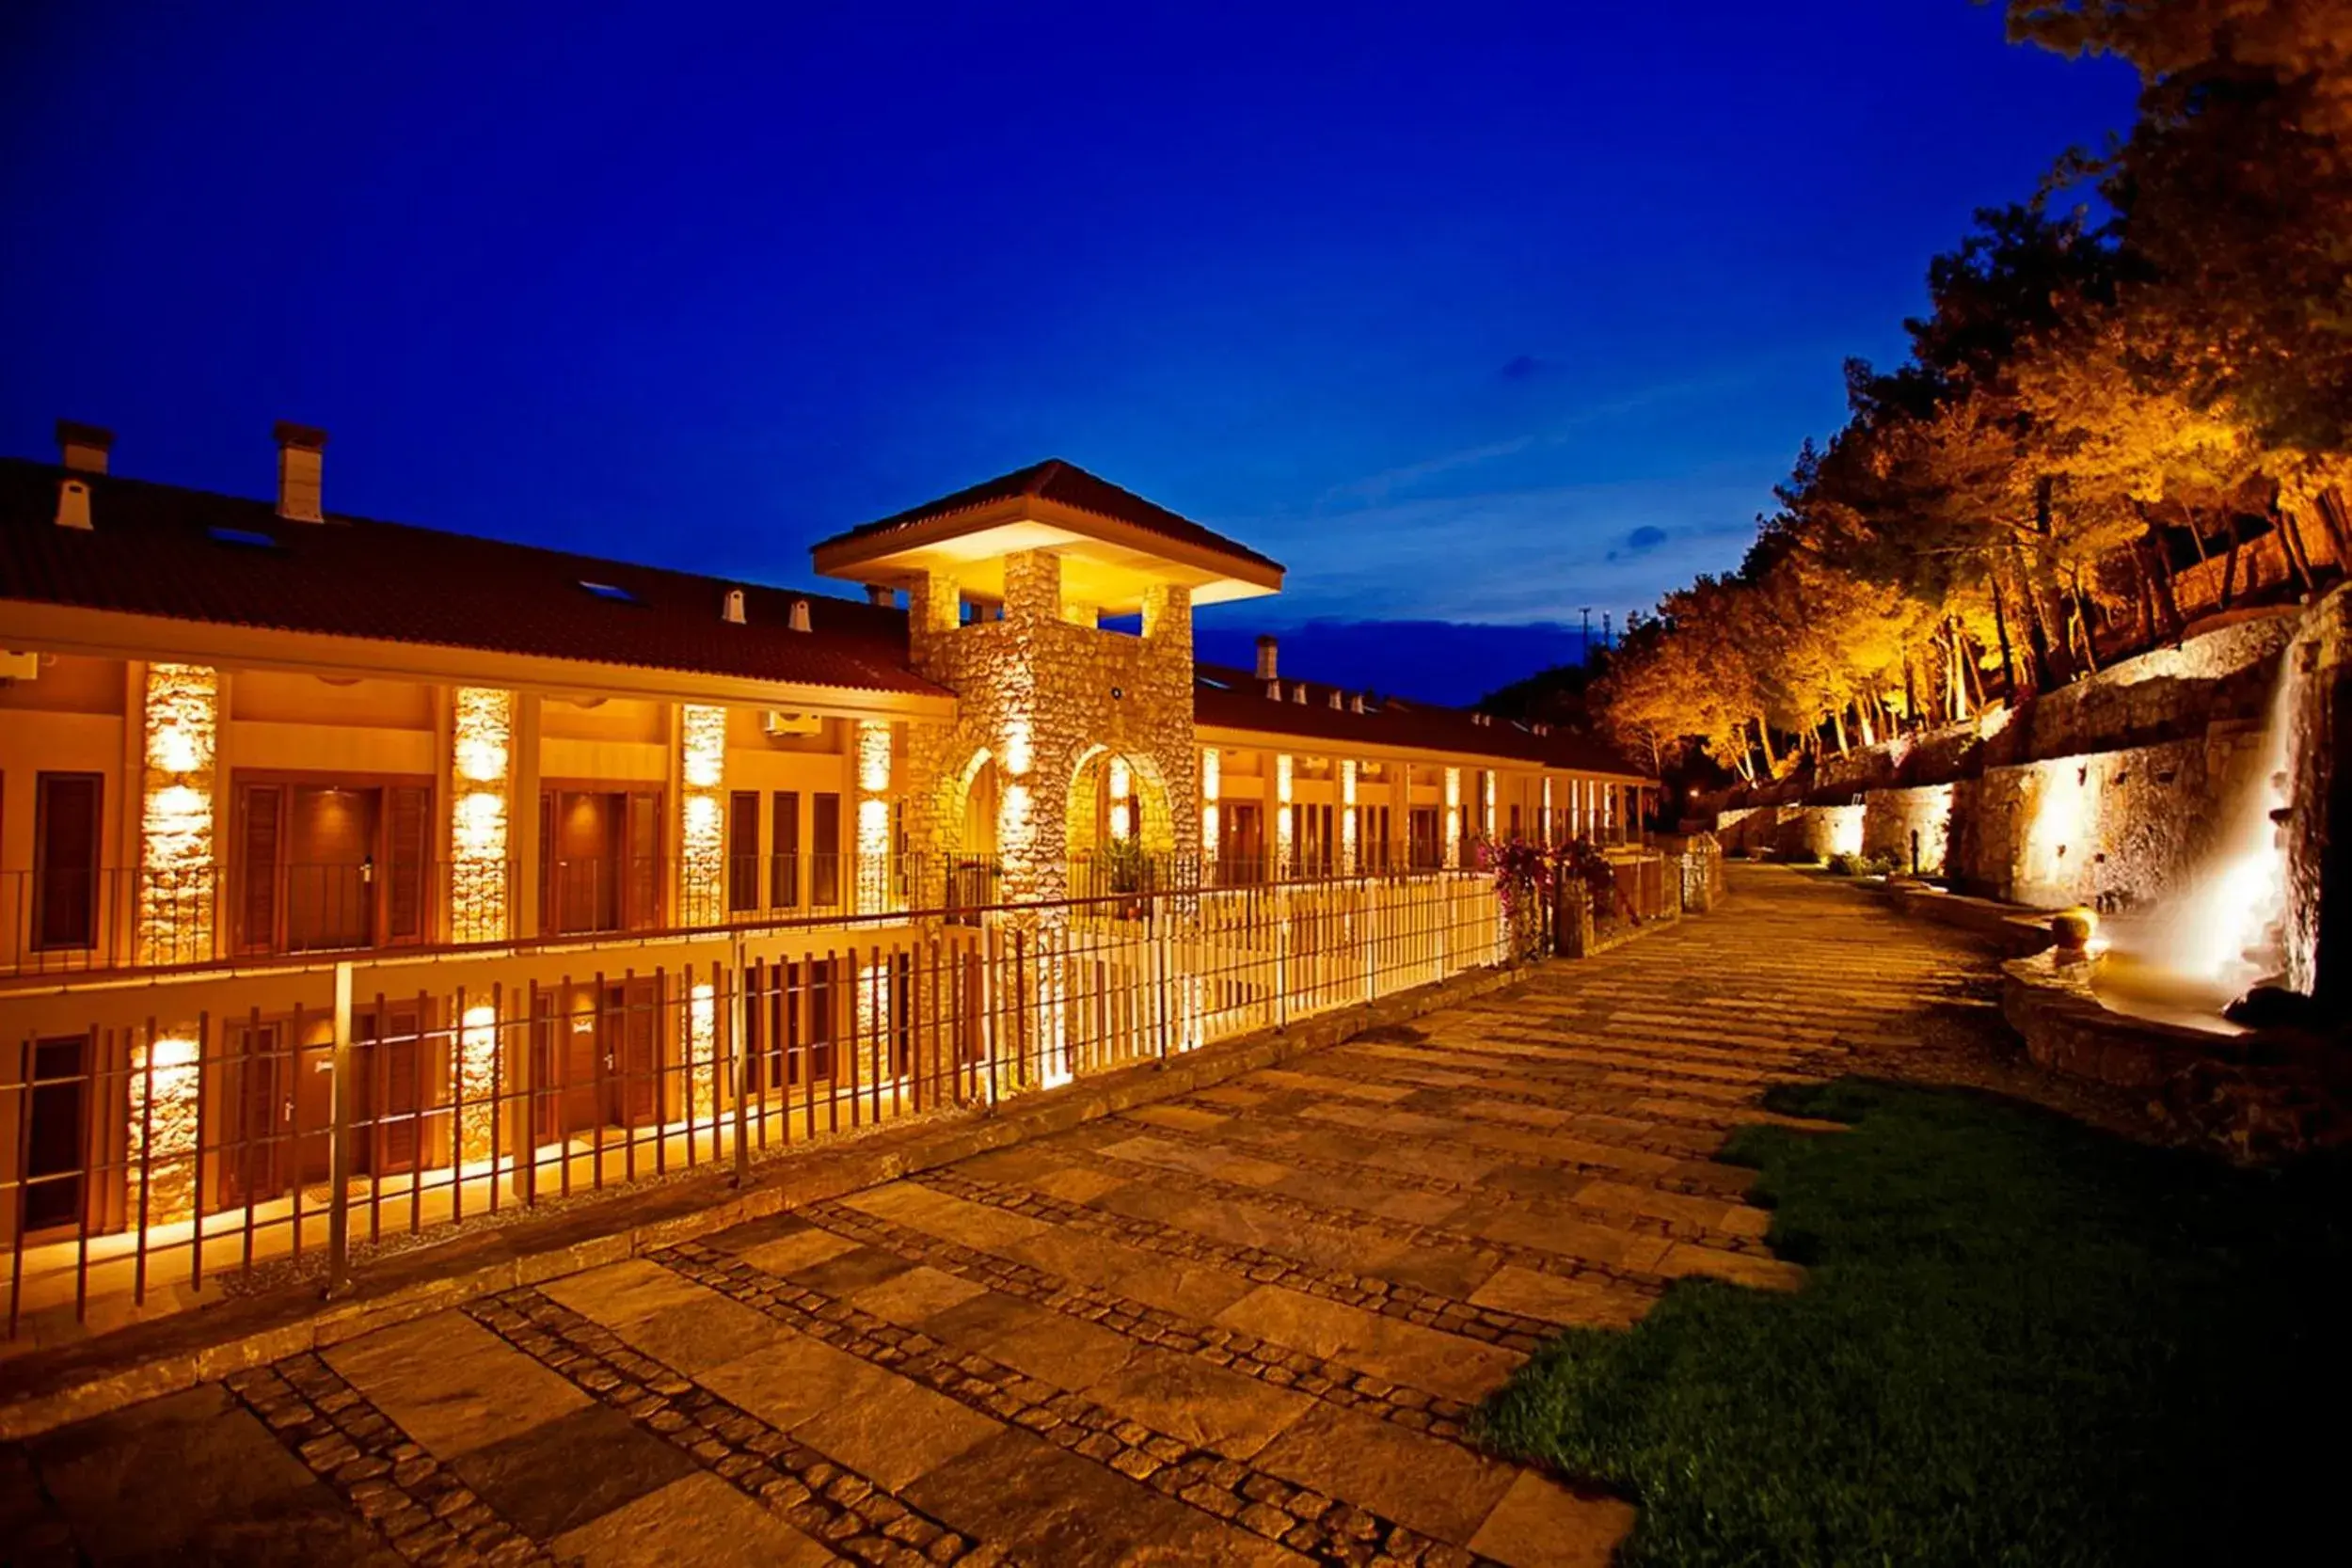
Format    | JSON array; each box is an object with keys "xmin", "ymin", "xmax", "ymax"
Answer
[
  {"xmin": 901, "ymin": 551, "xmax": 1199, "ymax": 907},
  {"xmin": 1708, "ymin": 609, "xmax": 2299, "ymax": 911}
]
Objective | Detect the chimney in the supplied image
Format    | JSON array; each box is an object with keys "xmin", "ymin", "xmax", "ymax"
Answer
[
  {"xmin": 1292, "ymin": 683, "xmax": 1307, "ymax": 705},
  {"xmin": 788, "ymin": 598, "xmax": 813, "ymax": 633},
  {"xmin": 865, "ymin": 583, "xmax": 895, "ymax": 607},
  {"xmin": 274, "ymin": 421, "xmax": 327, "ymax": 522},
  {"xmin": 56, "ymin": 476, "xmax": 92, "ymax": 530},
  {"xmin": 1255, "ymin": 636, "xmax": 1279, "ymax": 681},
  {"xmin": 1265, "ymin": 680, "xmax": 1281, "ymax": 702},
  {"xmin": 1327, "ymin": 689, "xmax": 1342, "ymax": 709},
  {"xmin": 56, "ymin": 420, "xmax": 114, "ymax": 474},
  {"xmin": 722, "ymin": 588, "xmax": 746, "ymax": 625},
  {"xmin": 1349, "ymin": 693, "xmax": 1365, "ymax": 714}
]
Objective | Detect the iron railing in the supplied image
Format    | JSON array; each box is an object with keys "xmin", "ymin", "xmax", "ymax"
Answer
[{"xmin": 0, "ymin": 863, "xmax": 1510, "ymax": 1341}]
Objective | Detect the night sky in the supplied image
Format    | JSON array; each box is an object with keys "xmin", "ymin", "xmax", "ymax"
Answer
[{"xmin": 0, "ymin": 3, "xmax": 2135, "ymax": 702}]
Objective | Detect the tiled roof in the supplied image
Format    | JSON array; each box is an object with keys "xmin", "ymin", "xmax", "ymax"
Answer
[
  {"xmin": 0, "ymin": 460, "xmax": 942, "ymax": 696},
  {"xmin": 1192, "ymin": 662, "xmax": 1647, "ymax": 776},
  {"xmin": 814, "ymin": 459, "xmax": 1285, "ymax": 574}
]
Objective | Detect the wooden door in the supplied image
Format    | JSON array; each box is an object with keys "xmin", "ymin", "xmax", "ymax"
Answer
[
  {"xmin": 286, "ymin": 785, "xmax": 380, "ymax": 952},
  {"xmin": 546, "ymin": 791, "xmax": 621, "ymax": 934},
  {"xmin": 599, "ymin": 981, "xmax": 660, "ymax": 1128}
]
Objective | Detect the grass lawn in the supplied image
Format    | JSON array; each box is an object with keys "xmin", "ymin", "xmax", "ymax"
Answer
[{"xmin": 1477, "ymin": 1078, "xmax": 2352, "ymax": 1567}]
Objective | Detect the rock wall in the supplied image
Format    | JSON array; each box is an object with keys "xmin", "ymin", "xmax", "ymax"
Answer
[
  {"xmin": 1707, "ymin": 610, "xmax": 2301, "ymax": 910},
  {"xmin": 1945, "ymin": 725, "xmax": 2271, "ymax": 911},
  {"xmin": 2284, "ymin": 584, "xmax": 2352, "ymax": 1003},
  {"xmin": 1861, "ymin": 784, "xmax": 1954, "ymax": 877}
]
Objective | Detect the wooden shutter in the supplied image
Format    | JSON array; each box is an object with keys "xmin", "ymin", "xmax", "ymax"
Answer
[
  {"xmin": 625, "ymin": 790, "xmax": 661, "ymax": 929},
  {"xmin": 33, "ymin": 773, "xmax": 102, "ymax": 951},
  {"xmin": 772, "ymin": 791, "xmax": 801, "ymax": 909},
  {"xmin": 811, "ymin": 793, "xmax": 841, "ymax": 907},
  {"xmin": 728, "ymin": 791, "xmax": 761, "ymax": 912},
  {"xmin": 386, "ymin": 785, "xmax": 430, "ymax": 942},
  {"xmin": 235, "ymin": 783, "xmax": 283, "ymax": 954},
  {"xmin": 537, "ymin": 788, "xmax": 555, "ymax": 934}
]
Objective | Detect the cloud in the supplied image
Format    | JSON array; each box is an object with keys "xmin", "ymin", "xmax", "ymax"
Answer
[
  {"xmin": 1498, "ymin": 354, "xmax": 1544, "ymax": 381},
  {"xmin": 1624, "ymin": 524, "xmax": 1670, "ymax": 553}
]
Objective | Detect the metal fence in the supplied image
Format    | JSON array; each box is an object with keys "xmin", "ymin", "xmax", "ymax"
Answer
[{"xmin": 0, "ymin": 865, "xmax": 1505, "ymax": 1341}]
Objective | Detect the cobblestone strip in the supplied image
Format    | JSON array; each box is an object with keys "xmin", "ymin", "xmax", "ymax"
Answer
[
  {"xmin": 224, "ymin": 1356, "xmax": 555, "ymax": 1567},
  {"xmin": 1433, "ymin": 1028, "xmax": 1843, "ymax": 1086},
  {"xmin": 1446, "ymin": 1009, "xmax": 1845, "ymax": 1065},
  {"xmin": 802, "ymin": 1194, "xmax": 1533, "ymax": 1439},
  {"xmin": 1321, "ymin": 1041, "xmax": 1833, "ymax": 1122},
  {"xmin": 461, "ymin": 1289, "xmax": 995, "ymax": 1568},
  {"xmin": 1027, "ymin": 1145, "xmax": 1699, "ymax": 1289},
  {"xmin": 1127, "ymin": 1095, "xmax": 1757, "ymax": 1200},
  {"xmin": 1100, "ymin": 1113, "xmax": 1772, "ymax": 1255},
  {"xmin": 655, "ymin": 1241, "xmax": 1502, "ymax": 1568},
  {"xmin": 918, "ymin": 1168, "xmax": 1667, "ymax": 1331}
]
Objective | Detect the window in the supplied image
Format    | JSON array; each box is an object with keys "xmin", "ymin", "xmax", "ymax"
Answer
[
  {"xmin": 33, "ymin": 773, "xmax": 102, "ymax": 951},
  {"xmin": 579, "ymin": 580, "xmax": 641, "ymax": 604},
  {"xmin": 208, "ymin": 524, "xmax": 279, "ymax": 549},
  {"xmin": 728, "ymin": 791, "xmax": 762, "ymax": 913},
  {"xmin": 810, "ymin": 793, "xmax": 841, "ymax": 907}
]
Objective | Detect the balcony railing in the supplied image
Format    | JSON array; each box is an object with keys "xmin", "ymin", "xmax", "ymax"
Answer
[
  {"xmin": 0, "ymin": 849, "xmax": 1541, "ymax": 982},
  {"xmin": 0, "ymin": 863, "xmax": 1511, "ymax": 1342}
]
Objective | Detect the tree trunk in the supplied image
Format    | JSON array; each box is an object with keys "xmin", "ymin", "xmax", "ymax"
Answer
[
  {"xmin": 2016, "ymin": 560, "xmax": 2061, "ymax": 693},
  {"xmin": 1829, "ymin": 706, "xmax": 1847, "ymax": 754},
  {"xmin": 2217, "ymin": 510, "xmax": 2248, "ymax": 609},
  {"xmin": 2137, "ymin": 521, "xmax": 2186, "ymax": 642},
  {"xmin": 1947, "ymin": 623, "xmax": 1973, "ymax": 721},
  {"xmin": 1754, "ymin": 715, "xmax": 1779, "ymax": 779},
  {"xmin": 2313, "ymin": 486, "xmax": 2352, "ymax": 568},
  {"xmin": 1961, "ymin": 634, "xmax": 1988, "ymax": 714},
  {"xmin": 2071, "ymin": 570, "xmax": 2100, "ymax": 675},
  {"xmin": 2273, "ymin": 502, "xmax": 2317, "ymax": 597},
  {"xmin": 1991, "ymin": 582, "xmax": 2019, "ymax": 700}
]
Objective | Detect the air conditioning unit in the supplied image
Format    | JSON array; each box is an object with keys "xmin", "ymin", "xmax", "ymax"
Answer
[{"xmin": 762, "ymin": 709, "xmax": 820, "ymax": 737}]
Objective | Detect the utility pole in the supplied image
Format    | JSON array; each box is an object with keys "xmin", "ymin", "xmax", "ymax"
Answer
[
  {"xmin": 1579, "ymin": 607, "xmax": 1593, "ymax": 660},
  {"xmin": 1602, "ymin": 611, "xmax": 1613, "ymax": 651}
]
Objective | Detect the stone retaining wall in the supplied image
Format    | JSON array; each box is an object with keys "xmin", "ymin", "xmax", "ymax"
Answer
[{"xmin": 1708, "ymin": 609, "xmax": 2299, "ymax": 910}]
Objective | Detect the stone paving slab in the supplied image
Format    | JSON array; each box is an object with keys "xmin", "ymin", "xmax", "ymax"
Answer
[{"xmin": 0, "ymin": 870, "xmax": 2007, "ymax": 1564}]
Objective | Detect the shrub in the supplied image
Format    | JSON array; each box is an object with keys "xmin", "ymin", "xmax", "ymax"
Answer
[{"xmin": 1825, "ymin": 851, "xmax": 1859, "ymax": 877}]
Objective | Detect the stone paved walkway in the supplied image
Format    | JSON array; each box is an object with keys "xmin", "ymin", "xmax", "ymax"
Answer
[{"xmin": 0, "ymin": 869, "xmax": 1996, "ymax": 1566}]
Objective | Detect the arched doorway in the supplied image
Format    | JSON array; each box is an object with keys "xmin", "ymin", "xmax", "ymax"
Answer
[
  {"xmin": 945, "ymin": 749, "xmax": 1002, "ymax": 916},
  {"xmin": 1066, "ymin": 747, "xmax": 1174, "ymax": 902}
]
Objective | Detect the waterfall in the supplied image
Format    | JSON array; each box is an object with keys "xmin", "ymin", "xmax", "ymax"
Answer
[{"xmin": 2112, "ymin": 652, "xmax": 2297, "ymax": 1004}]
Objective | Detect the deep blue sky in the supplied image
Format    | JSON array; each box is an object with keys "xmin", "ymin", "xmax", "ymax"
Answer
[{"xmin": 0, "ymin": 3, "xmax": 2136, "ymax": 702}]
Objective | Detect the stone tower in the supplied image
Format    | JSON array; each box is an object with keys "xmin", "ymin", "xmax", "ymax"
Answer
[{"xmin": 810, "ymin": 460, "xmax": 1283, "ymax": 908}]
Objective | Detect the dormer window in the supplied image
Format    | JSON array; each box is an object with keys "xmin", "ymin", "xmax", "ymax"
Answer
[{"xmin": 580, "ymin": 580, "xmax": 641, "ymax": 605}]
